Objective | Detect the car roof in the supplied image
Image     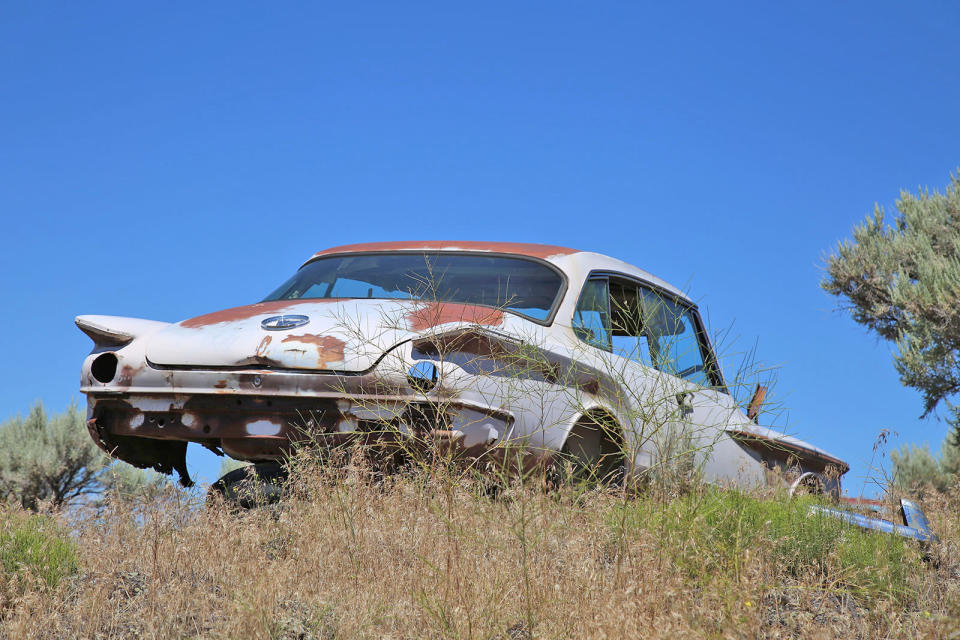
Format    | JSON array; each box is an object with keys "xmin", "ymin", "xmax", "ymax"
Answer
[
  {"xmin": 306, "ymin": 241, "xmax": 692, "ymax": 304},
  {"xmin": 309, "ymin": 241, "xmax": 580, "ymax": 260}
]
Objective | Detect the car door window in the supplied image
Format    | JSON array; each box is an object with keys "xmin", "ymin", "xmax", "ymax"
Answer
[
  {"xmin": 609, "ymin": 280, "xmax": 653, "ymax": 367},
  {"xmin": 638, "ymin": 287, "xmax": 712, "ymax": 387},
  {"xmin": 573, "ymin": 275, "xmax": 720, "ymax": 388},
  {"xmin": 572, "ymin": 279, "xmax": 612, "ymax": 350}
]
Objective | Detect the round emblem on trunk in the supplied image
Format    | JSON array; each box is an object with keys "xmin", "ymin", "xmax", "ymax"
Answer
[{"xmin": 261, "ymin": 314, "xmax": 310, "ymax": 331}]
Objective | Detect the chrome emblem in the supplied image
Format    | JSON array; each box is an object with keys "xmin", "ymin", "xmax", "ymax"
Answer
[{"xmin": 261, "ymin": 314, "xmax": 310, "ymax": 331}]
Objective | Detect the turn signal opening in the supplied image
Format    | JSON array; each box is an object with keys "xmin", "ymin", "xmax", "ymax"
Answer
[{"xmin": 91, "ymin": 352, "xmax": 118, "ymax": 383}]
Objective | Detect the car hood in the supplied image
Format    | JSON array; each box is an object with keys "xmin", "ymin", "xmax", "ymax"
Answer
[
  {"xmin": 145, "ymin": 298, "xmax": 507, "ymax": 372},
  {"xmin": 725, "ymin": 423, "xmax": 849, "ymax": 473}
]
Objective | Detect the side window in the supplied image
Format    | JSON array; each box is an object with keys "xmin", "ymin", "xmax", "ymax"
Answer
[
  {"xmin": 609, "ymin": 280, "xmax": 652, "ymax": 367},
  {"xmin": 572, "ymin": 279, "xmax": 611, "ymax": 350},
  {"xmin": 573, "ymin": 275, "xmax": 721, "ymax": 388},
  {"xmin": 638, "ymin": 287, "xmax": 712, "ymax": 387}
]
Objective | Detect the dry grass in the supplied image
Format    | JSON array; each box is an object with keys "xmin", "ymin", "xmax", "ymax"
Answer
[{"xmin": 2, "ymin": 454, "xmax": 960, "ymax": 639}]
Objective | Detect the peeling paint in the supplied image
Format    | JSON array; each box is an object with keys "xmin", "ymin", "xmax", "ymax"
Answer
[
  {"xmin": 406, "ymin": 302, "xmax": 504, "ymax": 331},
  {"xmin": 255, "ymin": 335, "xmax": 273, "ymax": 358},
  {"xmin": 130, "ymin": 397, "xmax": 180, "ymax": 412},
  {"xmin": 246, "ymin": 419, "xmax": 283, "ymax": 436},
  {"xmin": 116, "ymin": 364, "xmax": 142, "ymax": 387},
  {"xmin": 180, "ymin": 299, "xmax": 341, "ymax": 328},
  {"xmin": 280, "ymin": 333, "xmax": 345, "ymax": 368}
]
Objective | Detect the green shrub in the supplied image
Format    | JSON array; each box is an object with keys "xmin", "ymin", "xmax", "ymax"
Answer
[
  {"xmin": 100, "ymin": 462, "xmax": 169, "ymax": 499},
  {"xmin": 0, "ymin": 509, "xmax": 78, "ymax": 589},
  {"xmin": 0, "ymin": 401, "xmax": 169, "ymax": 509},
  {"xmin": 891, "ymin": 434, "xmax": 960, "ymax": 494},
  {"xmin": 0, "ymin": 402, "xmax": 109, "ymax": 509}
]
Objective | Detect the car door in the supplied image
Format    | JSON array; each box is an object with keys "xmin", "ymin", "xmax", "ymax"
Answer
[
  {"xmin": 571, "ymin": 275, "xmax": 692, "ymax": 474},
  {"xmin": 572, "ymin": 274, "xmax": 765, "ymax": 487},
  {"xmin": 631, "ymin": 284, "xmax": 766, "ymax": 487}
]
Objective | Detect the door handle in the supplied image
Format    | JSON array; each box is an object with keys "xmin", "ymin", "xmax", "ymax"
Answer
[{"xmin": 676, "ymin": 392, "xmax": 694, "ymax": 416}]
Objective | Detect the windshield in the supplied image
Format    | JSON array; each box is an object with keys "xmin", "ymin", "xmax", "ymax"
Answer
[{"xmin": 263, "ymin": 252, "xmax": 565, "ymax": 322}]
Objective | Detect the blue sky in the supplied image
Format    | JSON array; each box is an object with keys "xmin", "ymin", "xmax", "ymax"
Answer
[{"xmin": 1, "ymin": 3, "xmax": 958, "ymax": 493}]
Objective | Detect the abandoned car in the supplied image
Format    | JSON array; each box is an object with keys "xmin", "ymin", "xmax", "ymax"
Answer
[{"xmin": 78, "ymin": 241, "xmax": 850, "ymax": 496}]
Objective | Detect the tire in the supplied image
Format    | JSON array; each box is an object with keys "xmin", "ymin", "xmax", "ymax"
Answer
[
  {"xmin": 789, "ymin": 472, "xmax": 826, "ymax": 498},
  {"xmin": 209, "ymin": 462, "xmax": 287, "ymax": 508}
]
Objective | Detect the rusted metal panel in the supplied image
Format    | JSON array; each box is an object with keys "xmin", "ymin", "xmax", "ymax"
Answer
[
  {"xmin": 726, "ymin": 427, "xmax": 849, "ymax": 472},
  {"xmin": 180, "ymin": 299, "xmax": 345, "ymax": 328},
  {"xmin": 278, "ymin": 334, "xmax": 346, "ymax": 369},
  {"xmin": 746, "ymin": 383, "xmax": 767, "ymax": 421},
  {"xmin": 310, "ymin": 241, "xmax": 580, "ymax": 260},
  {"xmin": 406, "ymin": 302, "xmax": 504, "ymax": 331}
]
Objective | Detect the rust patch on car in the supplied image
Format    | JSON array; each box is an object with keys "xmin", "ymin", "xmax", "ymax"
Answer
[
  {"xmin": 214, "ymin": 379, "xmax": 228, "ymax": 389},
  {"xmin": 256, "ymin": 336, "xmax": 273, "ymax": 358},
  {"xmin": 280, "ymin": 334, "xmax": 346, "ymax": 369},
  {"xmin": 180, "ymin": 299, "xmax": 340, "ymax": 328},
  {"xmin": 407, "ymin": 303, "xmax": 504, "ymax": 331},
  {"xmin": 746, "ymin": 384, "xmax": 768, "ymax": 422},
  {"xmin": 727, "ymin": 429, "xmax": 850, "ymax": 473},
  {"xmin": 116, "ymin": 364, "xmax": 143, "ymax": 387},
  {"xmin": 311, "ymin": 241, "xmax": 579, "ymax": 260}
]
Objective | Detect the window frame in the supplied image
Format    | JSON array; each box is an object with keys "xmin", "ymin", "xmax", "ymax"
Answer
[
  {"xmin": 571, "ymin": 277, "xmax": 613, "ymax": 351},
  {"xmin": 571, "ymin": 270, "xmax": 727, "ymax": 392}
]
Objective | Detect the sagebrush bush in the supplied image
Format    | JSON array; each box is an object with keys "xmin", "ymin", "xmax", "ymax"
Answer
[{"xmin": 0, "ymin": 401, "xmax": 170, "ymax": 510}]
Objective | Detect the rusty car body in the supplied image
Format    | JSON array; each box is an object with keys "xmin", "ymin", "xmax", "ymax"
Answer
[{"xmin": 78, "ymin": 241, "xmax": 849, "ymax": 494}]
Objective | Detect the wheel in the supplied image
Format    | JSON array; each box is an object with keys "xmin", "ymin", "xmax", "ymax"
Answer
[
  {"xmin": 789, "ymin": 471, "xmax": 826, "ymax": 497},
  {"xmin": 209, "ymin": 462, "xmax": 287, "ymax": 508},
  {"xmin": 556, "ymin": 415, "xmax": 625, "ymax": 486}
]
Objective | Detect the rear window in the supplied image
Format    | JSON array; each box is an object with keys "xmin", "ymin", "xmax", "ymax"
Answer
[{"xmin": 263, "ymin": 252, "xmax": 565, "ymax": 323}]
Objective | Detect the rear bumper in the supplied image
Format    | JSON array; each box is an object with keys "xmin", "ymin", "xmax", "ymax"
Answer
[{"xmin": 86, "ymin": 390, "xmax": 515, "ymax": 485}]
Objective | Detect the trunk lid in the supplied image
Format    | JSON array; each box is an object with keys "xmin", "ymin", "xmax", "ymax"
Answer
[{"xmin": 145, "ymin": 299, "xmax": 506, "ymax": 371}]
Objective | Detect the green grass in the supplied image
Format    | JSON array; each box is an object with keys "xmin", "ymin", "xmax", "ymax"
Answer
[
  {"xmin": 0, "ymin": 511, "xmax": 78, "ymax": 589},
  {"xmin": 607, "ymin": 487, "xmax": 921, "ymax": 602}
]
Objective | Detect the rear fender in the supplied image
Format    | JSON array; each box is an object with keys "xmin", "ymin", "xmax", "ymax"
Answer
[{"xmin": 76, "ymin": 315, "xmax": 171, "ymax": 348}]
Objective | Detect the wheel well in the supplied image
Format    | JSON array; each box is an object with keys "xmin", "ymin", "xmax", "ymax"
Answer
[
  {"xmin": 569, "ymin": 409, "xmax": 623, "ymax": 443},
  {"xmin": 560, "ymin": 409, "xmax": 625, "ymax": 481},
  {"xmin": 789, "ymin": 471, "xmax": 827, "ymax": 497},
  {"xmin": 209, "ymin": 462, "xmax": 287, "ymax": 509}
]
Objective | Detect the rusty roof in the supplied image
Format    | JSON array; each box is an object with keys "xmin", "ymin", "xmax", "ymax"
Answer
[{"xmin": 310, "ymin": 241, "xmax": 580, "ymax": 260}]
